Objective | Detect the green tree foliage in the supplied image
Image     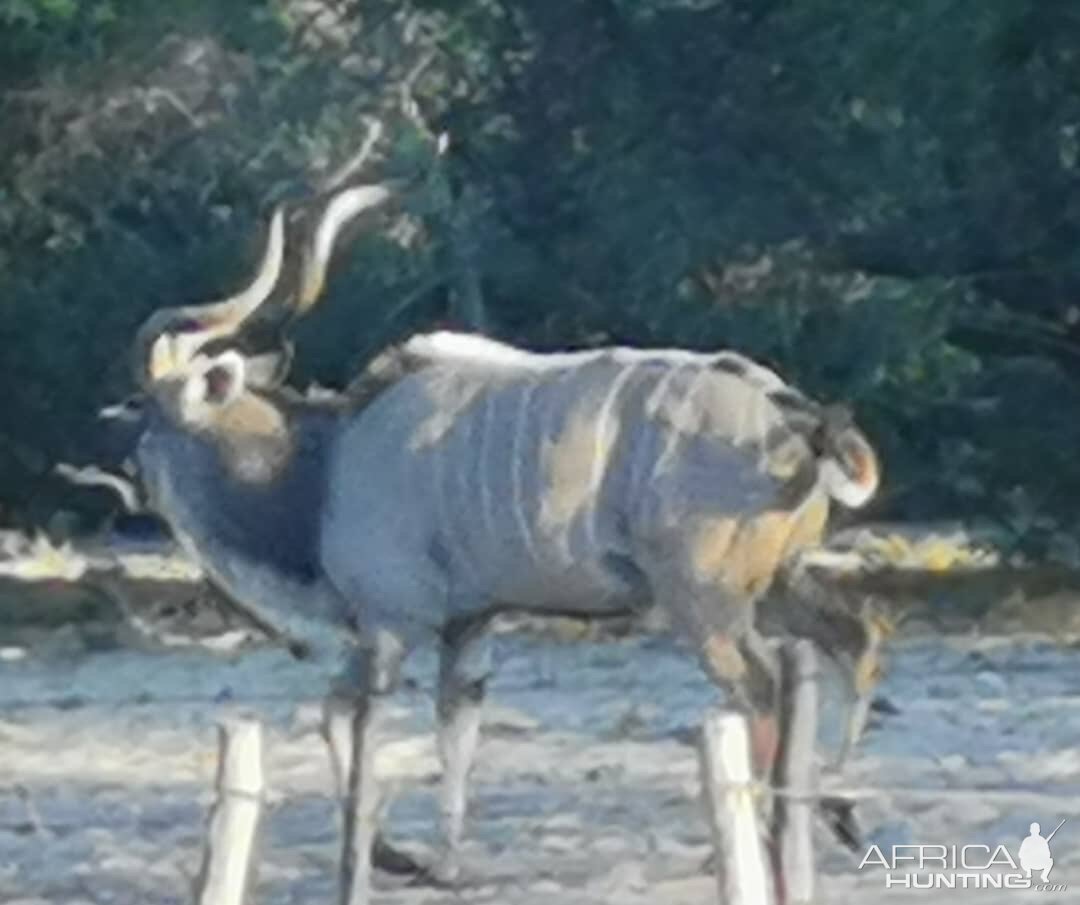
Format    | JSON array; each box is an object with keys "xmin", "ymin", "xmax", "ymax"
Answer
[{"xmin": 2, "ymin": 0, "xmax": 1080, "ymax": 559}]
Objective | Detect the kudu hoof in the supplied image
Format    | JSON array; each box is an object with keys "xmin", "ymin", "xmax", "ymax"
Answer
[
  {"xmin": 371, "ymin": 836, "xmax": 428, "ymax": 877},
  {"xmin": 409, "ymin": 852, "xmax": 479, "ymax": 890}
]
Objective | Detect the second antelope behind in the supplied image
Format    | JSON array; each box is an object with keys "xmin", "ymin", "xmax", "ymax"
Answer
[{"xmin": 116, "ymin": 179, "xmax": 881, "ymax": 905}]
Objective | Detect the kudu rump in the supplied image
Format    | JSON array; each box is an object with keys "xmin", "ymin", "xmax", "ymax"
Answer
[{"xmin": 118, "ymin": 180, "xmax": 880, "ymax": 903}]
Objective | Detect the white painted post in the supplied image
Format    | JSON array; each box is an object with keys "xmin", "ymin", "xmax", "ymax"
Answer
[
  {"xmin": 700, "ymin": 710, "xmax": 775, "ymax": 905},
  {"xmin": 773, "ymin": 640, "xmax": 820, "ymax": 904},
  {"xmin": 195, "ymin": 718, "xmax": 264, "ymax": 905}
]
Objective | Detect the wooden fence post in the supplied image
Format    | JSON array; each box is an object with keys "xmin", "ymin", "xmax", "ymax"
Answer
[
  {"xmin": 195, "ymin": 718, "xmax": 264, "ymax": 905},
  {"xmin": 700, "ymin": 710, "xmax": 775, "ymax": 905},
  {"xmin": 772, "ymin": 640, "xmax": 820, "ymax": 904}
]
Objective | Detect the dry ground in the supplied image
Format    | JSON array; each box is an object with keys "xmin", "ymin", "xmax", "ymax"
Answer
[{"xmin": 0, "ymin": 629, "xmax": 1078, "ymax": 904}]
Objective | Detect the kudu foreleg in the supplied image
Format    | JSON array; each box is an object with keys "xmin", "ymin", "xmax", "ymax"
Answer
[
  {"xmin": 322, "ymin": 697, "xmax": 426, "ymax": 878},
  {"xmin": 329, "ymin": 640, "xmax": 404, "ymax": 905}
]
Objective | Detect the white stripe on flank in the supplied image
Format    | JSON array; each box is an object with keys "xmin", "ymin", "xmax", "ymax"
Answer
[
  {"xmin": 643, "ymin": 361, "xmax": 682, "ymax": 416},
  {"xmin": 586, "ymin": 362, "xmax": 638, "ymax": 551},
  {"xmin": 478, "ymin": 391, "xmax": 497, "ymax": 562},
  {"xmin": 645, "ymin": 363, "xmax": 688, "ymax": 473},
  {"xmin": 511, "ymin": 379, "xmax": 541, "ymax": 567},
  {"xmin": 730, "ymin": 370, "xmax": 769, "ymax": 450},
  {"xmin": 680, "ymin": 366, "xmax": 709, "ymax": 435},
  {"xmin": 432, "ymin": 409, "xmax": 450, "ymax": 550}
]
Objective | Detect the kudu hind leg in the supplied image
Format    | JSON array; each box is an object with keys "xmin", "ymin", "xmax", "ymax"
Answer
[
  {"xmin": 770, "ymin": 569, "xmax": 891, "ymax": 766},
  {"xmin": 690, "ymin": 616, "xmax": 786, "ymax": 887},
  {"xmin": 433, "ymin": 618, "xmax": 493, "ymax": 884},
  {"xmin": 734, "ymin": 629, "xmax": 783, "ymax": 777},
  {"xmin": 676, "ymin": 598, "xmax": 781, "ymax": 777}
]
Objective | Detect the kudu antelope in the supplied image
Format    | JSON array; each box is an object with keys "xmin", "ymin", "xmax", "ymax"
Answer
[{"xmin": 117, "ymin": 180, "xmax": 880, "ymax": 903}]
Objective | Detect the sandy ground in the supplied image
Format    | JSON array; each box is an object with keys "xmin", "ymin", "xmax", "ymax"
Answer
[{"xmin": 1, "ymin": 630, "xmax": 1079, "ymax": 904}]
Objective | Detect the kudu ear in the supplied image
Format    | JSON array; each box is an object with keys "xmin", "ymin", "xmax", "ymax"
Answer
[
  {"xmin": 242, "ymin": 343, "xmax": 294, "ymax": 389},
  {"xmin": 181, "ymin": 351, "xmax": 247, "ymax": 416}
]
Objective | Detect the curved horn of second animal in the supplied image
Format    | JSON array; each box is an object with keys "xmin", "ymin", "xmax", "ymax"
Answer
[{"xmin": 297, "ymin": 183, "xmax": 395, "ymax": 313}]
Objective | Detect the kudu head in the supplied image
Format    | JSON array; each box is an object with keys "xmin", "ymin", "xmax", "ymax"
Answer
[{"xmin": 111, "ymin": 184, "xmax": 394, "ymax": 474}]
